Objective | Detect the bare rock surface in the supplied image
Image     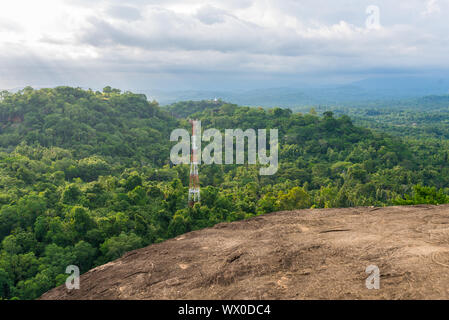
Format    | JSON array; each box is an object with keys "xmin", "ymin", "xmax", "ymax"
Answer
[{"xmin": 40, "ymin": 205, "xmax": 449, "ymax": 300}]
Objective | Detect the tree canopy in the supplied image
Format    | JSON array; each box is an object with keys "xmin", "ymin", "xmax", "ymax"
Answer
[{"xmin": 0, "ymin": 87, "xmax": 448, "ymax": 299}]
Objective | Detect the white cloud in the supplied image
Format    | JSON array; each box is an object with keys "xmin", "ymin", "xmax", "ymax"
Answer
[
  {"xmin": 0, "ymin": 0, "xmax": 448, "ymax": 90},
  {"xmin": 422, "ymin": 0, "xmax": 441, "ymax": 16}
]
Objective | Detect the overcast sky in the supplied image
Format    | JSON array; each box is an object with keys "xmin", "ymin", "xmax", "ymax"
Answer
[{"xmin": 0, "ymin": 0, "xmax": 448, "ymax": 91}]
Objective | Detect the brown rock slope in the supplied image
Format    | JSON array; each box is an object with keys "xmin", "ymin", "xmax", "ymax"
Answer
[{"xmin": 41, "ymin": 205, "xmax": 449, "ymax": 300}]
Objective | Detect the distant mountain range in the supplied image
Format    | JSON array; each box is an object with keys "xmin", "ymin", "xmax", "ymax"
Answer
[{"xmin": 151, "ymin": 77, "xmax": 449, "ymax": 107}]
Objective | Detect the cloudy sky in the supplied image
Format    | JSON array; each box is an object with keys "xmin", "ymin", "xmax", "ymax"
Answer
[{"xmin": 0, "ymin": 0, "xmax": 448, "ymax": 91}]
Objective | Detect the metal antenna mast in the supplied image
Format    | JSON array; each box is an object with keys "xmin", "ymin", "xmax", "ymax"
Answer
[{"xmin": 188, "ymin": 120, "xmax": 200, "ymax": 206}]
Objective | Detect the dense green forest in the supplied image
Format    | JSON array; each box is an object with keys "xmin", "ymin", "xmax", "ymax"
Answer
[
  {"xmin": 1, "ymin": 87, "xmax": 449, "ymax": 300},
  {"xmin": 294, "ymin": 95, "xmax": 449, "ymax": 140}
]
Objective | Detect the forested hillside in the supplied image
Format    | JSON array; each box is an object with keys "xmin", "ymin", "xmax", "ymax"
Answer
[
  {"xmin": 0, "ymin": 86, "xmax": 177, "ymax": 166},
  {"xmin": 1, "ymin": 87, "xmax": 448, "ymax": 300}
]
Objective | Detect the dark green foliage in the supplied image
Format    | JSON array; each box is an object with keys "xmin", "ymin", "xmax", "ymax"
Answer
[{"xmin": 164, "ymin": 99, "xmax": 226, "ymax": 118}]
